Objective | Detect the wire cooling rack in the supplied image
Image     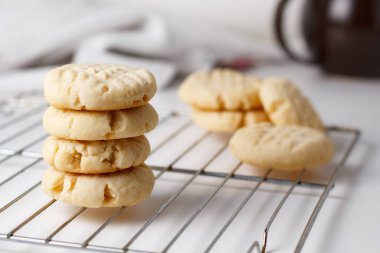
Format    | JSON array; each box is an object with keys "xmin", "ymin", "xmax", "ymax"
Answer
[{"xmin": 0, "ymin": 104, "xmax": 360, "ymax": 253}]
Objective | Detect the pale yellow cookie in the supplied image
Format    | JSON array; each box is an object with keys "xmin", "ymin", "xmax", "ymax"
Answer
[
  {"xmin": 43, "ymin": 136, "xmax": 150, "ymax": 174},
  {"xmin": 229, "ymin": 124, "xmax": 334, "ymax": 171},
  {"xmin": 42, "ymin": 165, "xmax": 155, "ymax": 208},
  {"xmin": 259, "ymin": 78, "xmax": 324, "ymax": 131},
  {"xmin": 179, "ymin": 69, "xmax": 262, "ymax": 111},
  {"xmin": 44, "ymin": 64, "xmax": 157, "ymax": 110},
  {"xmin": 43, "ymin": 104, "xmax": 158, "ymax": 140},
  {"xmin": 191, "ymin": 108, "xmax": 270, "ymax": 132}
]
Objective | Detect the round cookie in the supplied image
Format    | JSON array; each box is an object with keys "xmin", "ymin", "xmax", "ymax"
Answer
[
  {"xmin": 44, "ymin": 64, "xmax": 157, "ymax": 111},
  {"xmin": 191, "ymin": 108, "xmax": 270, "ymax": 132},
  {"xmin": 259, "ymin": 78, "xmax": 325, "ymax": 131},
  {"xmin": 179, "ymin": 69, "xmax": 262, "ymax": 111},
  {"xmin": 229, "ymin": 124, "xmax": 334, "ymax": 171},
  {"xmin": 43, "ymin": 136, "xmax": 150, "ymax": 174},
  {"xmin": 42, "ymin": 165, "xmax": 155, "ymax": 208},
  {"xmin": 43, "ymin": 104, "xmax": 158, "ymax": 140}
]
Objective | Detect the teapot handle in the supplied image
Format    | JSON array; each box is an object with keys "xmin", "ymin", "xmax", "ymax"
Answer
[{"xmin": 274, "ymin": 0, "xmax": 317, "ymax": 63}]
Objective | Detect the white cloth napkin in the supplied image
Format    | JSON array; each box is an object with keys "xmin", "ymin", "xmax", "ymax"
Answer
[{"xmin": 0, "ymin": 0, "xmax": 264, "ymax": 89}]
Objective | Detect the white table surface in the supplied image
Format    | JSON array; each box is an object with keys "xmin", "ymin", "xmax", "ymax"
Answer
[{"xmin": 0, "ymin": 61, "xmax": 379, "ymax": 253}]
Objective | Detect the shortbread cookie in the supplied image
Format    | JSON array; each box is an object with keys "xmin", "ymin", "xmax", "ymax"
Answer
[
  {"xmin": 44, "ymin": 64, "xmax": 157, "ymax": 110},
  {"xmin": 43, "ymin": 136, "xmax": 150, "ymax": 174},
  {"xmin": 42, "ymin": 165, "xmax": 155, "ymax": 208},
  {"xmin": 43, "ymin": 104, "xmax": 158, "ymax": 140},
  {"xmin": 229, "ymin": 124, "xmax": 334, "ymax": 171},
  {"xmin": 179, "ymin": 69, "xmax": 262, "ymax": 111},
  {"xmin": 191, "ymin": 108, "xmax": 270, "ymax": 132},
  {"xmin": 259, "ymin": 78, "xmax": 324, "ymax": 131}
]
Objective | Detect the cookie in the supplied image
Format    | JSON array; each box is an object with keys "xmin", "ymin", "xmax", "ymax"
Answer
[
  {"xmin": 44, "ymin": 64, "xmax": 157, "ymax": 111},
  {"xmin": 42, "ymin": 165, "xmax": 155, "ymax": 208},
  {"xmin": 259, "ymin": 78, "xmax": 324, "ymax": 131},
  {"xmin": 229, "ymin": 123, "xmax": 334, "ymax": 171},
  {"xmin": 191, "ymin": 108, "xmax": 270, "ymax": 132},
  {"xmin": 43, "ymin": 104, "xmax": 158, "ymax": 140},
  {"xmin": 43, "ymin": 136, "xmax": 150, "ymax": 174},
  {"xmin": 179, "ymin": 69, "xmax": 262, "ymax": 111}
]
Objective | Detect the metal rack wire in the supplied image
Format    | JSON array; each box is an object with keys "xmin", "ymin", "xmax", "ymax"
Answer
[{"xmin": 0, "ymin": 105, "xmax": 360, "ymax": 253}]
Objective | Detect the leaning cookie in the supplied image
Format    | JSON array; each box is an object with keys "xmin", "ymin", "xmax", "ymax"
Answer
[
  {"xmin": 259, "ymin": 78, "xmax": 325, "ymax": 131},
  {"xmin": 42, "ymin": 165, "xmax": 155, "ymax": 208},
  {"xmin": 191, "ymin": 108, "xmax": 270, "ymax": 132},
  {"xmin": 43, "ymin": 104, "xmax": 158, "ymax": 140},
  {"xmin": 44, "ymin": 64, "xmax": 157, "ymax": 110},
  {"xmin": 229, "ymin": 123, "xmax": 334, "ymax": 171},
  {"xmin": 43, "ymin": 136, "xmax": 150, "ymax": 174},
  {"xmin": 179, "ymin": 69, "xmax": 262, "ymax": 111}
]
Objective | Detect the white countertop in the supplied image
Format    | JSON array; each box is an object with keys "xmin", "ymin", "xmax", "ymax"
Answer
[{"xmin": 0, "ymin": 61, "xmax": 379, "ymax": 253}]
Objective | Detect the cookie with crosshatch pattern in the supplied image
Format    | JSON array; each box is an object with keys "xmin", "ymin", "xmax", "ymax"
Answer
[
  {"xmin": 229, "ymin": 123, "xmax": 334, "ymax": 171},
  {"xmin": 43, "ymin": 135, "xmax": 150, "ymax": 174},
  {"xmin": 43, "ymin": 104, "xmax": 158, "ymax": 140},
  {"xmin": 42, "ymin": 164, "xmax": 155, "ymax": 208},
  {"xmin": 259, "ymin": 78, "xmax": 325, "ymax": 132},
  {"xmin": 44, "ymin": 64, "xmax": 157, "ymax": 110},
  {"xmin": 179, "ymin": 68, "xmax": 262, "ymax": 111}
]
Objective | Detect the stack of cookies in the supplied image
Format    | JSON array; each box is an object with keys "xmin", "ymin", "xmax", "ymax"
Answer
[
  {"xmin": 178, "ymin": 69, "xmax": 270, "ymax": 132},
  {"xmin": 41, "ymin": 64, "xmax": 158, "ymax": 208},
  {"xmin": 179, "ymin": 69, "xmax": 334, "ymax": 171}
]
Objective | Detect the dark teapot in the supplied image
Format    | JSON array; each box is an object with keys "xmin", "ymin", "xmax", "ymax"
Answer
[{"xmin": 275, "ymin": 0, "xmax": 380, "ymax": 77}]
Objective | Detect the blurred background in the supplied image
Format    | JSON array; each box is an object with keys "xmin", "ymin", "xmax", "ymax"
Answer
[
  {"xmin": 0, "ymin": 0, "xmax": 303, "ymax": 93},
  {"xmin": 2, "ymin": 0, "xmax": 380, "ymax": 94}
]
